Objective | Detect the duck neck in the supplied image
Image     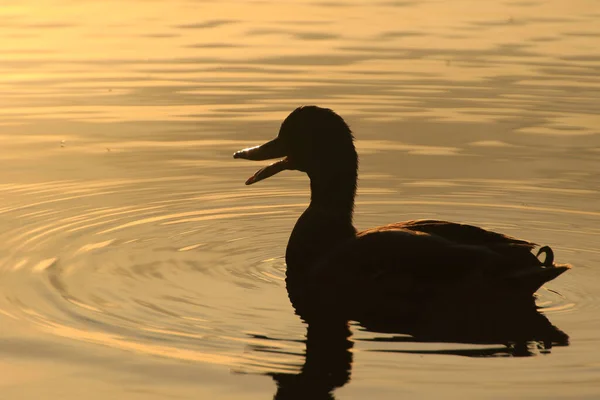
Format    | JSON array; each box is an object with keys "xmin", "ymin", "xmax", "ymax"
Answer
[
  {"xmin": 309, "ymin": 172, "xmax": 357, "ymax": 219},
  {"xmin": 285, "ymin": 171, "xmax": 358, "ymax": 277}
]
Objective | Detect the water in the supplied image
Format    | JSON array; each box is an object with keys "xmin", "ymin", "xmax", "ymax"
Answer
[{"xmin": 1, "ymin": 0, "xmax": 600, "ymax": 398}]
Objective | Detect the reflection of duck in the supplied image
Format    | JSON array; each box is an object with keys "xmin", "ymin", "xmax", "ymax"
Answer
[
  {"xmin": 261, "ymin": 300, "xmax": 567, "ymax": 400},
  {"xmin": 234, "ymin": 106, "xmax": 571, "ymax": 326},
  {"xmin": 269, "ymin": 322, "xmax": 352, "ymax": 400}
]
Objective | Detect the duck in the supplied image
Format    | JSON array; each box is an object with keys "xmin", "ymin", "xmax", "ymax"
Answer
[{"xmin": 233, "ymin": 106, "xmax": 571, "ymax": 328}]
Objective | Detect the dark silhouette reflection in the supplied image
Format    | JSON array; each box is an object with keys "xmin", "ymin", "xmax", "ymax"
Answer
[
  {"xmin": 358, "ymin": 297, "xmax": 569, "ymax": 358},
  {"xmin": 256, "ymin": 296, "xmax": 568, "ymax": 400},
  {"xmin": 269, "ymin": 322, "xmax": 352, "ymax": 400}
]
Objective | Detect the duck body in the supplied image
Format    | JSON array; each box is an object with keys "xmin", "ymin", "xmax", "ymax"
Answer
[
  {"xmin": 288, "ymin": 216, "xmax": 568, "ymax": 330},
  {"xmin": 234, "ymin": 106, "xmax": 571, "ymax": 328}
]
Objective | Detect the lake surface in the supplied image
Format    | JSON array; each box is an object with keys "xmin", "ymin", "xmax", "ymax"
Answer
[{"xmin": 1, "ymin": 0, "xmax": 600, "ymax": 398}]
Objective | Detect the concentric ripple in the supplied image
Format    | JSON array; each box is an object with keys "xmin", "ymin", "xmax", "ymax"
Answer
[{"xmin": 0, "ymin": 177, "xmax": 311, "ymax": 371}]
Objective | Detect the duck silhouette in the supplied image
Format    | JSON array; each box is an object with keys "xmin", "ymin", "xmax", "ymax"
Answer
[{"xmin": 234, "ymin": 106, "xmax": 571, "ymax": 329}]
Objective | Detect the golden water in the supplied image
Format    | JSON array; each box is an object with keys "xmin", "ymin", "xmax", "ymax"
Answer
[{"xmin": 1, "ymin": 0, "xmax": 599, "ymax": 398}]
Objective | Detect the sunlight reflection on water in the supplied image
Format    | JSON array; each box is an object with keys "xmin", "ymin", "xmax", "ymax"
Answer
[{"xmin": 0, "ymin": 0, "xmax": 599, "ymax": 398}]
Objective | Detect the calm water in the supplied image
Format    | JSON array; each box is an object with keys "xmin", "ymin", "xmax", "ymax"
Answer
[{"xmin": 1, "ymin": 1, "xmax": 600, "ymax": 398}]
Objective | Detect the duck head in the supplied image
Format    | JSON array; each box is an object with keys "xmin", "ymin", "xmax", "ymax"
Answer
[{"xmin": 233, "ymin": 106, "xmax": 358, "ymax": 185}]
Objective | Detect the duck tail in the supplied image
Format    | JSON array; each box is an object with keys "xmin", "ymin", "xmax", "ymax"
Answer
[
  {"xmin": 508, "ymin": 245, "xmax": 572, "ymax": 294},
  {"xmin": 515, "ymin": 265, "xmax": 571, "ymax": 294}
]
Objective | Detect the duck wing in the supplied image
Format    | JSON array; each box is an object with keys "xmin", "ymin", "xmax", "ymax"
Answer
[
  {"xmin": 390, "ymin": 219, "xmax": 569, "ymax": 278},
  {"xmin": 366, "ymin": 219, "xmax": 560, "ymax": 281},
  {"xmin": 372, "ymin": 219, "xmax": 536, "ymax": 249}
]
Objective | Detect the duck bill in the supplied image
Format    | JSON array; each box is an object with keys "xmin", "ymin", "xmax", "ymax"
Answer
[
  {"xmin": 233, "ymin": 138, "xmax": 291, "ymax": 185},
  {"xmin": 244, "ymin": 158, "xmax": 291, "ymax": 185}
]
